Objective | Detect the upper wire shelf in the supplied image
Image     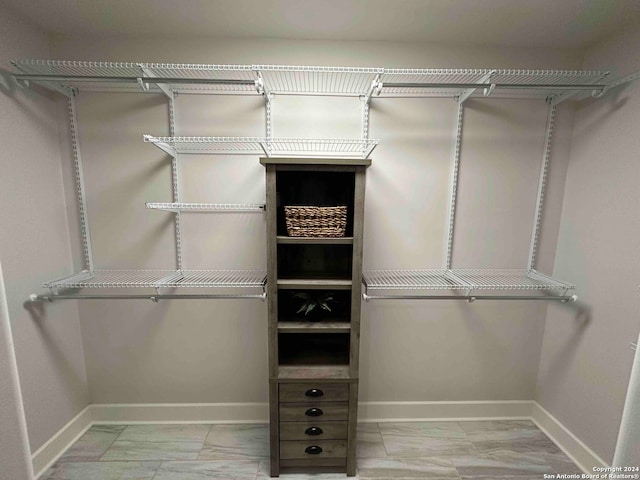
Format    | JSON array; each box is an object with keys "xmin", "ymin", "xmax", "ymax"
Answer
[
  {"xmin": 146, "ymin": 202, "xmax": 265, "ymax": 212},
  {"xmin": 43, "ymin": 269, "xmax": 267, "ymax": 291},
  {"xmin": 12, "ymin": 60, "xmax": 608, "ymax": 99},
  {"xmin": 144, "ymin": 135, "xmax": 379, "ymax": 158},
  {"xmin": 378, "ymin": 69, "xmax": 608, "ymax": 98},
  {"xmin": 362, "ymin": 268, "xmax": 576, "ymax": 300},
  {"xmin": 12, "ymin": 60, "xmax": 258, "ymax": 94}
]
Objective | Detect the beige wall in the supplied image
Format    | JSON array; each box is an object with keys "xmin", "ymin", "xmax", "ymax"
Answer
[
  {"xmin": 46, "ymin": 36, "xmax": 579, "ymax": 405},
  {"xmin": 536, "ymin": 23, "xmax": 640, "ymax": 463},
  {"xmin": 0, "ymin": 5, "xmax": 89, "ymax": 454}
]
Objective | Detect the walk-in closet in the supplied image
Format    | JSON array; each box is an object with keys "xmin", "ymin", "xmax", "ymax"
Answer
[{"xmin": 1, "ymin": 1, "xmax": 639, "ymax": 479}]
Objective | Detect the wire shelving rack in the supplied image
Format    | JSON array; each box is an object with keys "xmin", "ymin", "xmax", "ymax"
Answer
[
  {"xmin": 146, "ymin": 202, "xmax": 265, "ymax": 213},
  {"xmin": 378, "ymin": 69, "xmax": 608, "ymax": 98},
  {"xmin": 36, "ymin": 269, "xmax": 267, "ymax": 301},
  {"xmin": 362, "ymin": 269, "xmax": 575, "ymax": 300},
  {"xmin": 16, "ymin": 58, "xmax": 623, "ymax": 303},
  {"xmin": 143, "ymin": 135, "xmax": 379, "ymax": 158},
  {"xmin": 12, "ymin": 60, "xmax": 610, "ymax": 99}
]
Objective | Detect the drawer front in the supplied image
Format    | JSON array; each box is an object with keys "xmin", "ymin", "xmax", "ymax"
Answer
[
  {"xmin": 280, "ymin": 439, "xmax": 347, "ymax": 459},
  {"xmin": 279, "ymin": 383, "xmax": 349, "ymax": 403},
  {"xmin": 279, "ymin": 402, "xmax": 349, "ymax": 422},
  {"xmin": 280, "ymin": 421, "xmax": 348, "ymax": 440}
]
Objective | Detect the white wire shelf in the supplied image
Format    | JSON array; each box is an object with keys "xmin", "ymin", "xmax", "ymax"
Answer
[
  {"xmin": 12, "ymin": 60, "xmax": 258, "ymax": 94},
  {"xmin": 146, "ymin": 202, "xmax": 265, "ymax": 213},
  {"xmin": 255, "ymin": 64, "xmax": 383, "ymax": 96},
  {"xmin": 378, "ymin": 69, "xmax": 608, "ymax": 98},
  {"xmin": 43, "ymin": 269, "xmax": 267, "ymax": 290},
  {"xmin": 12, "ymin": 60, "xmax": 608, "ymax": 98},
  {"xmin": 362, "ymin": 269, "xmax": 575, "ymax": 291},
  {"xmin": 143, "ymin": 135, "xmax": 379, "ymax": 158}
]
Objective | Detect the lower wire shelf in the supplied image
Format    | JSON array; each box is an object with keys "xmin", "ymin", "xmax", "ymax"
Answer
[
  {"xmin": 361, "ymin": 268, "xmax": 576, "ymax": 302},
  {"xmin": 33, "ymin": 269, "xmax": 267, "ymax": 301}
]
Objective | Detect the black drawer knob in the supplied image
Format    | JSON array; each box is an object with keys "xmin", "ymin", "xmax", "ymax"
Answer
[
  {"xmin": 305, "ymin": 445, "xmax": 323, "ymax": 455},
  {"xmin": 305, "ymin": 388, "xmax": 324, "ymax": 398},
  {"xmin": 305, "ymin": 426, "xmax": 323, "ymax": 436},
  {"xmin": 305, "ymin": 407, "xmax": 323, "ymax": 417}
]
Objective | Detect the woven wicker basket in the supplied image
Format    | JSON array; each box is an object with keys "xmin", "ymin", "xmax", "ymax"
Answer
[{"xmin": 284, "ymin": 206, "xmax": 347, "ymax": 237}]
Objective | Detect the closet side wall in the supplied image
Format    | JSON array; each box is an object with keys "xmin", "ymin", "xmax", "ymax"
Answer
[
  {"xmin": 0, "ymin": 5, "xmax": 90, "ymax": 452},
  {"xmin": 49, "ymin": 36, "xmax": 578, "ymax": 405},
  {"xmin": 536, "ymin": 22, "xmax": 640, "ymax": 463}
]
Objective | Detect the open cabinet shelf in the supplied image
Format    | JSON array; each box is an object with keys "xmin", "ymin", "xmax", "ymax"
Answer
[{"xmin": 278, "ymin": 365, "xmax": 351, "ymax": 381}]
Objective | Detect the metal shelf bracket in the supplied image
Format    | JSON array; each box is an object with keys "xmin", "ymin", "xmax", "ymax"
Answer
[{"xmin": 458, "ymin": 70, "xmax": 495, "ymax": 104}]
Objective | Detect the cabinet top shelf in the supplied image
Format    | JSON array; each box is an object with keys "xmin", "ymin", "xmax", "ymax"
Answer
[{"xmin": 13, "ymin": 60, "xmax": 608, "ymax": 99}]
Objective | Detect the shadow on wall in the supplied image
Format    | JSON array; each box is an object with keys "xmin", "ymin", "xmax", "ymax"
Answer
[
  {"xmin": 574, "ymin": 86, "xmax": 630, "ymax": 134},
  {"xmin": 22, "ymin": 299, "xmax": 88, "ymax": 394},
  {"xmin": 0, "ymin": 67, "xmax": 17, "ymax": 95},
  {"xmin": 539, "ymin": 298, "xmax": 591, "ymax": 384}
]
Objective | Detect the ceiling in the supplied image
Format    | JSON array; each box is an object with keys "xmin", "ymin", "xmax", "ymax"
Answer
[{"xmin": 3, "ymin": 0, "xmax": 640, "ymax": 49}]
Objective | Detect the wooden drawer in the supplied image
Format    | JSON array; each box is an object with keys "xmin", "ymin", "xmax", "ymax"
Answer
[
  {"xmin": 279, "ymin": 402, "xmax": 348, "ymax": 422},
  {"xmin": 280, "ymin": 439, "xmax": 347, "ymax": 459},
  {"xmin": 279, "ymin": 383, "xmax": 349, "ymax": 403},
  {"xmin": 280, "ymin": 421, "xmax": 348, "ymax": 440}
]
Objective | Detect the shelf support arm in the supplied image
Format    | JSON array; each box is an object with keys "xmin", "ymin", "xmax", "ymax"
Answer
[
  {"xmin": 445, "ymin": 101, "xmax": 465, "ymax": 269},
  {"xmin": 139, "ymin": 65, "xmax": 172, "ymax": 98},
  {"xmin": 144, "ymin": 135, "xmax": 177, "ymax": 158},
  {"xmin": 527, "ymin": 100, "xmax": 556, "ymax": 271},
  {"xmin": 458, "ymin": 70, "xmax": 495, "ymax": 104}
]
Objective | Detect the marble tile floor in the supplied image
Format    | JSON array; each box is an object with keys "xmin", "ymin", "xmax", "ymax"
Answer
[{"xmin": 42, "ymin": 420, "xmax": 583, "ymax": 480}]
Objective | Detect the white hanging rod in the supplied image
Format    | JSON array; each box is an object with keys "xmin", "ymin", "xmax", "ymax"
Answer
[
  {"xmin": 29, "ymin": 293, "xmax": 266, "ymax": 302},
  {"xmin": 362, "ymin": 293, "xmax": 577, "ymax": 302},
  {"xmin": 14, "ymin": 74, "xmax": 256, "ymax": 86}
]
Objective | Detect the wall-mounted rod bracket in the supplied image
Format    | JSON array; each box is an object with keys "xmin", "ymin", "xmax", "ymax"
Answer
[
  {"xmin": 592, "ymin": 69, "xmax": 640, "ymax": 99},
  {"xmin": 458, "ymin": 70, "xmax": 496, "ymax": 104},
  {"xmin": 363, "ymin": 74, "xmax": 382, "ymax": 105},
  {"xmin": 136, "ymin": 77, "xmax": 149, "ymax": 92},
  {"xmin": 139, "ymin": 65, "xmax": 173, "ymax": 98},
  {"xmin": 552, "ymin": 72, "xmax": 610, "ymax": 105},
  {"xmin": 254, "ymin": 70, "xmax": 271, "ymax": 97}
]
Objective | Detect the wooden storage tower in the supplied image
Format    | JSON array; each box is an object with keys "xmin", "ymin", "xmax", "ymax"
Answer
[{"xmin": 262, "ymin": 157, "xmax": 369, "ymax": 477}]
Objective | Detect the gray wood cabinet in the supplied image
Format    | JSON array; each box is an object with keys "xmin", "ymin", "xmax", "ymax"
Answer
[{"xmin": 261, "ymin": 158, "xmax": 369, "ymax": 476}]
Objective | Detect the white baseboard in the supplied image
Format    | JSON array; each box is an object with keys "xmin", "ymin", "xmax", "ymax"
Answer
[
  {"xmin": 32, "ymin": 400, "xmax": 608, "ymax": 479},
  {"xmin": 360, "ymin": 400, "xmax": 534, "ymax": 421},
  {"xmin": 90, "ymin": 402, "xmax": 269, "ymax": 424},
  {"xmin": 531, "ymin": 402, "xmax": 609, "ymax": 473},
  {"xmin": 32, "ymin": 405, "xmax": 93, "ymax": 479}
]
